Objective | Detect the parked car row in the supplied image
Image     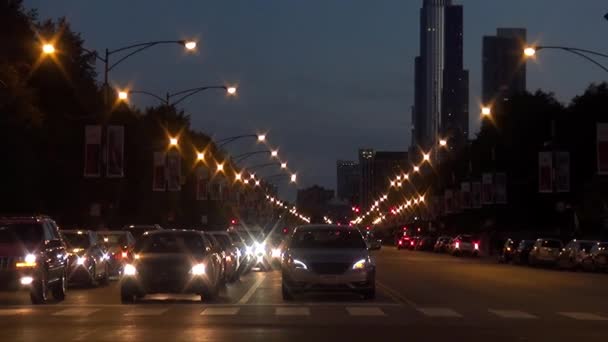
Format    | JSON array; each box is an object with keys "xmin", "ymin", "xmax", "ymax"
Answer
[
  {"xmin": 499, "ymin": 238, "xmax": 608, "ymax": 272},
  {"xmin": 397, "ymin": 234, "xmax": 481, "ymax": 257}
]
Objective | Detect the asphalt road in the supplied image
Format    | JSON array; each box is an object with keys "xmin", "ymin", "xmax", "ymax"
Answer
[{"xmin": 2, "ymin": 248, "xmax": 608, "ymax": 341}]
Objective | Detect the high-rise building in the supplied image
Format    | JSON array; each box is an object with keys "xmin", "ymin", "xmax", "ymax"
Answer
[
  {"xmin": 296, "ymin": 185, "xmax": 335, "ymax": 222},
  {"xmin": 482, "ymin": 28, "xmax": 527, "ymax": 104},
  {"xmin": 336, "ymin": 160, "xmax": 360, "ymax": 205},
  {"xmin": 358, "ymin": 149, "xmax": 375, "ymax": 209},
  {"xmin": 413, "ymin": 0, "xmax": 468, "ymax": 151},
  {"xmin": 441, "ymin": 4, "xmax": 469, "ymax": 145}
]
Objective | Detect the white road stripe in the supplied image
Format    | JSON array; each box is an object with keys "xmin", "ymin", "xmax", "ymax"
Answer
[
  {"xmin": 559, "ymin": 312, "xmax": 608, "ymax": 321},
  {"xmin": 237, "ymin": 273, "xmax": 266, "ymax": 304},
  {"xmin": 201, "ymin": 307, "xmax": 240, "ymax": 316},
  {"xmin": 489, "ymin": 309, "xmax": 537, "ymax": 319},
  {"xmin": 417, "ymin": 307, "xmax": 462, "ymax": 318},
  {"xmin": 52, "ymin": 308, "xmax": 100, "ymax": 316},
  {"xmin": 275, "ymin": 307, "xmax": 310, "ymax": 316},
  {"xmin": 346, "ymin": 307, "xmax": 386, "ymax": 316},
  {"xmin": 123, "ymin": 308, "xmax": 168, "ymax": 316},
  {"xmin": 0, "ymin": 308, "xmax": 33, "ymax": 316}
]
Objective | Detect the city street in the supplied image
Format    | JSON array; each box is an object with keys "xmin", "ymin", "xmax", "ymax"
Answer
[{"xmin": 2, "ymin": 248, "xmax": 608, "ymax": 341}]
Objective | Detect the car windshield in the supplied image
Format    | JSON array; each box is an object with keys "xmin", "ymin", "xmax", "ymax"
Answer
[
  {"xmin": 134, "ymin": 233, "xmax": 205, "ymax": 254},
  {"xmin": 0, "ymin": 224, "xmax": 43, "ymax": 243},
  {"xmin": 541, "ymin": 240, "xmax": 562, "ymax": 248},
  {"xmin": 459, "ymin": 236, "xmax": 473, "ymax": 242},
  {"xmin": 62, "ymin": 233, "xmax": 91, "ymax": 248},
  {"xmin": 290, "ymin": 228, "xmax": 366, "ymax": 249}
]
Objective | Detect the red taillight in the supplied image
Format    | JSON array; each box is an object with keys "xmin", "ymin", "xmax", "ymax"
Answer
[
  {"xmin": 410, "ymin": 241, "xmax": 414, "ymax": 246},
  {"xmin": 398, "ymin": 240, "xmax": 403, "ymax": 245},
  {"xmin": 455, "ymin": 242, "xmax": 460, "ymax": 249},
  {"xmin": 474, "ymin": 243, "xmax": 479, "ymax": 250}
]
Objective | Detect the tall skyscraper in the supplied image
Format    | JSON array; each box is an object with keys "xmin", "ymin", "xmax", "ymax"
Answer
[
  {"xmin": 412, "ymin": 0, "xmax": 468, "ymax": 151},
  {"xmin": 358, "ymin": 149, "xmax": 375, "ymax": 209},
  {"xmin": 442, "ymin": 4, "xmax": 469, "ymax": 145},
  {"xmin": 482, "ymin": 28, "xmax": 527, "ymax": 104},
  {"xmin": 336, "ymin": 160, "xmax": 360, "ymax": 204}
]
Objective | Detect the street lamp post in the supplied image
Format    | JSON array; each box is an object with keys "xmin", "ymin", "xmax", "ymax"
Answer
[
  {"xmin": 122, "ymin": 85, "xmax": 236, "ymax": 107},
  {"xmin": 233, "ymin": 150, "xmax": 272, "ymax": 163},
  {"xmin": 217, "ymin": 134, "xmax": 266, "ymax": 148},
  {"xmin": 524, "ymin": 45, "xmax": 608, "ymax": 73}
]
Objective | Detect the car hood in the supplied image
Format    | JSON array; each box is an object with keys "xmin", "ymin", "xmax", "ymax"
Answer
[
  {"xmin": 0, "ymin": 242, "xmax": 41, "ymax": 257},
  {"xmin": 289, "ymin": 248, "xmax": 368, "ymax": 263}
]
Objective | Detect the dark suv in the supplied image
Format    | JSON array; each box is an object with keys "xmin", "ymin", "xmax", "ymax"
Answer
[{"xmin": 0, "ymin": 216, "xmax": 68, "ymax": 304}]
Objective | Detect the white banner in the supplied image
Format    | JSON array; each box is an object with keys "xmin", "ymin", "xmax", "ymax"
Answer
[
  {"xmin": 106, "ymin": 125, "xmax": 124, "ymax": 178},
  {"xmin": 84, "ymin": 125, "xmax": 102, "ymax": 177}
]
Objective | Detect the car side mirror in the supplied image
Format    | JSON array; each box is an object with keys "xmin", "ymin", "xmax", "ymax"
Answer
[{"xmin": 46, "ymin": 239, "xmax": 63, "ymax": 248}]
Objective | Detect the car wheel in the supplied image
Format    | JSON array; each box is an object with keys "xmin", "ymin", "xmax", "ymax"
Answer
[
  {"xmin": 282, "ymin": 281, "xmax": 294, "ymax": 301},
  {"xmin": 51, "ymin": 271, "xmax": 67, "ymax": 301},
  {"xmin": 30, "ymin": 275, "xmax": 48, "ymax": 305}
]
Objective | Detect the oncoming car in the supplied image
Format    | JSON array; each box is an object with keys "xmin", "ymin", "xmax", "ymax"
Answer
[
  {"xmin": 281, "ymin": 225, "xmax": 376, "ymax": 300},
  {"xmin": 120, "ymin": 230, "xmax": 223, "ymax": 303}
]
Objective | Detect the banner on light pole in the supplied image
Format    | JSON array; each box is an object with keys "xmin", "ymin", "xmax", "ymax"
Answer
[
  {"xmin": 196, "ymin": 166, "xmax": 209, "ymax": 200},
  {"xmin": 597, "ymin": 123, "xmax": 608, "ymax": 175},
  {"xmin": 555, "ymin": 151, "xmax": 570, "ymax": 193},
  {"xmin": 481, "ymin": 173, "xmax": 494, "ymax": 205},
  {"xmin": 167, "ymin": 149, "xmax": 181, "ymax": 191},
  {"xmin": 152, "ymin": 152, "xmax": 166, "ymax": 192},
  {"xmin": 106, "ymin": 125, "xmax": 124, "ymax": 178},
  {"xmin": 539, "ymin": 151, "xmax": 553, "ymax": 193},
  {"xmin": 494, "ymin": 173, "xmax": 507, "ymax": 204},
  {"xmin": 84, "ymin": 125, "xmax": 102, "ymax": 178},
  {"xmin": 472, "ymin": 181, "xmax": 482, "ymax": 208}
]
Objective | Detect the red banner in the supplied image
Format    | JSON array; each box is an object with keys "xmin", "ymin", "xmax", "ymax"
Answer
[
  {"xmin": 84, "ymin": 125, "xmax": 101, "ymax": 177},
  {"xmin": 152, "ymin": 152, "xmax": 166, "ymax": 192},
  {"xmin": 106, "ymin": 125, "xmax": 124, "ymax": 178}
]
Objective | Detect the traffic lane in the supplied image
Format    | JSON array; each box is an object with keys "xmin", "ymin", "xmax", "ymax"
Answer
[
  {"xmin": 376, "ymin": 247, "xmax": 608, "ymax": 313},
  {"xmin": 0, "ymin": 270, "xmax": 266, "ymax": 306},
  {"xmin": 245, "ymin": 268, "xmax": 398, "ymax": 304}
]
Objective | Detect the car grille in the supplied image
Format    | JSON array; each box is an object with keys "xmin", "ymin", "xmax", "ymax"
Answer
[
  {"xmin": 310, "ymin": 262, "xmax": 350, "ymax": 275},
  {"xmin": 0, "ymin": 257, "xmax": 17, "ymax": 270},
  {"xmin": 137, "ymin": 260, "xmax": 191, "ymax": 283}
]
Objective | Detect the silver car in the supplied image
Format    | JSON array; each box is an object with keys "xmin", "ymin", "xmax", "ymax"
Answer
[
  {"xmin": 529, "ymin": 238, "xmax": 563, "ymax": 266},
  {"xmin": 281, "ymin": 225, "xmax": 376, "ymax": 300}
]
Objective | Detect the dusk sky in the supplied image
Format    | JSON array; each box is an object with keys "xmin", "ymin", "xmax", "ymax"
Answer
[{"xmin": 27, "ymin": 0, "xmax": 607, "ymax": 200}]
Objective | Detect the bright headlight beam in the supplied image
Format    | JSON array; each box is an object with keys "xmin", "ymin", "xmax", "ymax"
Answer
[
  {"xmin": 191, "ymin": 263, "xmax": 206, "ymax": 276},
  {"xmin": 352, "ymin": 259, "xmax": 367, "ymax": 270},
  {"xmin": 123, "ymin": 264, "xmax": 137, "ymax": 276},
  {"xmin": 293, "ymin": 259, "xmax": 308, "ymax": 270}
]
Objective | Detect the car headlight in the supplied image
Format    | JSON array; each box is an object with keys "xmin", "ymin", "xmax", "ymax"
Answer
[
  {"xmin": 271, "ymin": 248, "xmax": 281, "ymax": 258},
  {"xmin": 123, "ymin": 264, "xmax": 137, "ymax": 276},
  {"xmin": 25, "ymin": 254, "xmax": 36, "ymax": 263},
  {"xmin": 292, "ymin": 259, "xmax": 308, "ymax": 270},
  {"xmin": 245, "ymin": 246, "xmax": 253, "ymax": 255},
  {"xmin": 16, "ymin": 253, "xmax": 37, "ymax": 268},
  {"xmin": 77, "ymin": 257, "xmax": 86, "ymax": 265},
  {"xmin": 352, "ymin": 258, "xmax": 368, "ymax": 270},
  {"xmin": 191, "ymin": 263, "xmax": 206, "ymax": 276},
  {"xmin": 255, "ymin": 242, "xmax": 266, "ymax": 256}
]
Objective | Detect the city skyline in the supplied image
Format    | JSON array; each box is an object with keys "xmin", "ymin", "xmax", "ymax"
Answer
[{"xmin": 26, "ymin": 0, "xmax": 608, "ymax": 198}]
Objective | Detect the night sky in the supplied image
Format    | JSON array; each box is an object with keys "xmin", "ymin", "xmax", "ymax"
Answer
[{"xmin": 27, "ymin": 0, "xmax": 608, "ymax": 200}]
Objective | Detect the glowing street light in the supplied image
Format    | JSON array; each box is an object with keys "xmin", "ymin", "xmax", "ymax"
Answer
[
  {"xmin": 235, "ymin": 173, "xmax": 242, "ymax": 181},
  {"xmin": 523, "ymin": 46, "xmax": 536, "ymax": 57},
  {"xmin": 216, "ymin": 162, "xmax": 224, "ymax": 172},
  {"xmin": 183, "ymin": 41, "xmax": 197, "ymax": 51},
  {"xmin": 423, "ymin": 153, "xmax": 431, "ymax": 162},
  {"xmin": 257, "ymin": 134, "xmax": 266, "ymax": 142},
  {"xmin": 390, "ymin": 180, "xmax": 396, "ymax": 187},
  {"xmin": 290, "ymin": 173, "xmax": 297, "ymax": 183},
  {"xmin": 169, "ymin": 137, "xmax": 179, "ymax": 147},
  {"xmin": 118, "ymin": 91, "xmax": 129, "ymax": 101},
  {"xmin": 403, "ymin": 173, "xmax": 409, "ymax": 180},
  {"xmin": 196, "ymin": 152, "xmax": 205, "ymax": 161},
  {"xmin": 481, "ymin": 106, "xmax": 492, "ymax": 117},
  {"xmin": 271, "ymin": 150, "xmax": 279, "ymax": 158},
  {"xmin": 226, "ymin": 86, "xmax": 237, "ymax": 95},
  {"xmin": 250, "ymin": 173, "xmax": 256, "ymax": 180},
  {"xmin": 255, "ymin": 180, "xmax": 260, "ymax": 186},
  {"xmin": 439, "ymin": 139, "xmax": 448, "ymax": 147},
  {"xmin": 281, "ymin": 162, "xmax": 287, "ymax": 169},
  {"xmin": 413, "ymin": 165, "xmax": 420, "ymax": 173},
  {"xmin": 42, "ymin": 43, "xmax": 55, "ymax": 55}
]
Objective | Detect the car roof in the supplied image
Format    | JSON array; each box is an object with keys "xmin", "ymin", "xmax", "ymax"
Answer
[
  {"xmin": 142, "ymin": 229, "xmax": 201, "ymax": 236},
  {"xmin": 61, "ymin": 230, "xmax": 93, "ymax": 235},
  {"xmin": 97, "ymin": 231, "xmax": 128, "ymax": 235}
]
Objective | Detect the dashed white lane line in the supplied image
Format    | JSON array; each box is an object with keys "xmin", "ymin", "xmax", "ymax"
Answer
[
  {"xmin": 489, "ymin": 309, "xmax": 537, "ymax": 319},
  {"xmin": 559, "ymin": 312, "xmax": 608, "ymax": 321},
  {"xmin": 201, "ymin": 307, "xmax": 240, "ymax": 316},
  {"xmin": 417, "ymin": 307, "xmax": 462, "ymax": 318},
  {"xmin": 346, "ymin": 307, "xmax": 386, "ymax": 316},
  {"xmin": 123, "ymin": 308, "xmax": 168, "ymax": 316},
  {"xmin": 275, "ymin": 307, "xmax": 310, "ymax": 316},
  {"xmin": 53, "ymin": 308, "xmax": 100, "ymax": 316},
  {"xmin": 0, "ymin": 308, "xmax": 33, "ymax": 316},
  {"xmin": 237, "ymin": 273, "xmax": 266, "ymax": 304}
]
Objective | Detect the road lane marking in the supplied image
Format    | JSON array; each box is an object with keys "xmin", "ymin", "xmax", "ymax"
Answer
[
  {"xmin": 200, "ymin": 307, "xmax": 240, "ymax": 316},
  {"xmin": 275, "ymin": 307, "xmax": 310, "ymax": 316},
  {"xmin": 0, "ymin": 308, "xmax": 33, "ymax": 316},
  {"xmin": 489, "ymin": 309, "xmax": 537, "ymax": 319},
  {"xmin": 52, "ymin": 308, "xmax": 100, "ymax": 316},
  {"xmin": 559, "ymin": 312, "xmax": 608, "ymax": 321},
  {"xmin": 346, "ymin": 307, "xmax": 386, "ymax": 316},
  {"xmin": 417, "ymin": 307, "xmax": 462, "ymax": 318},
  {"xmin": 237, "ymin": 273, "xmax": 266, "ymax": 304},
  {"xmin": 123, "ymin": 308, "xmax": 168, "ymax": 316},
  {"xmin": 376, "ymin": 281, "xmax": 418, "ymax": 308}
]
